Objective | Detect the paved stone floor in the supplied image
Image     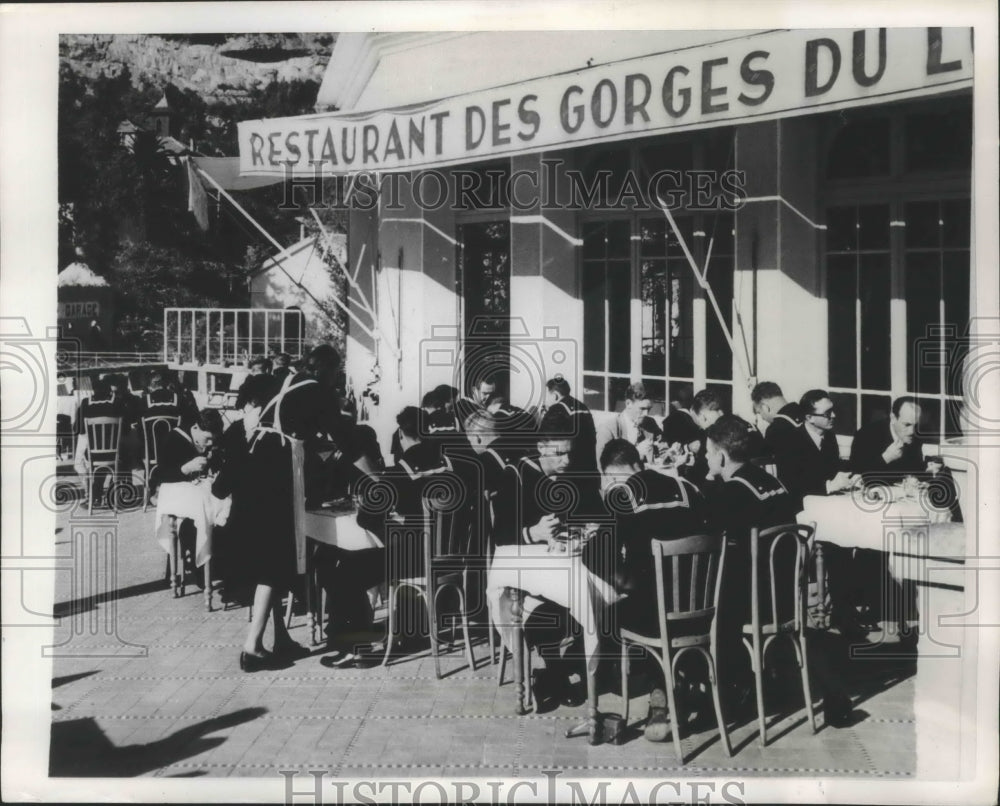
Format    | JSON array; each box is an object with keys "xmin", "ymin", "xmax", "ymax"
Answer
[{"xmin": 47, "ymin": 490, "xmax": 917, "ymax": 779}]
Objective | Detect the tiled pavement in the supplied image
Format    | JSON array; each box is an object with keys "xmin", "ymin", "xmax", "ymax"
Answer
[{"xmin": 49, "ymin": 495, "xmax": 917, "ymax": 779}]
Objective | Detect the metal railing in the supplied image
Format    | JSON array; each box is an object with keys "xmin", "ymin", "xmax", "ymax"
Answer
[{"xmin": 163, "ymin": 307, "xmax": 305, "ymax": 366}]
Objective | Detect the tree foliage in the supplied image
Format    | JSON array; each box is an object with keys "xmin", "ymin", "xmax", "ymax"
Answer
[{"xmin": 58, "ymin": 62, "xmax": 325, "ymax": 350}]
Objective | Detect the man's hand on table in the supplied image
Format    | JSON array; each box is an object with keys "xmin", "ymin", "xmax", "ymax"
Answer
[
  {"xmin": 181, "ymin": 456, "xmax": 208, "ymax": 476},
  {"xmin": 526, "ymin": 514, "xmax": 560, "ymax": 544}
]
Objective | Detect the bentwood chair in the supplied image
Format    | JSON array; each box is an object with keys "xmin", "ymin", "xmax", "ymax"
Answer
[
  {"xmin": 382, "ymin": 492, "xmax": 477, "ymax": 678},
  {"xmin": 83, "ymin": 417, "xmax": 123, "ymax": 515},
  {"xmin": 620, "ymin": 534, "xmax": 732, "ymax": 764},
  {"xmin": 742, "ymin": 522, "xmax": 819, "ymax": 746},
  {"xmin": 141, "ymin": 415, "xmax": 179, "ymax": 512}
]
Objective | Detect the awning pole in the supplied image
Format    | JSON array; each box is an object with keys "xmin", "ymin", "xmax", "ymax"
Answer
[
  {"xmin": 194, "ymin": 166, "xmax": 379, "ymax": 342},
  {"xmin": 656, "ymin": 195, "xmax": 753, "ymax": 388},
  {"xmin": 309, "ymin": 207, "xmax": 377, "ymax": 317}
]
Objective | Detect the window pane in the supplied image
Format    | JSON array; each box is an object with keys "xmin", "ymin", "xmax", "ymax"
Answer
[
  {"xmin": 861, "ymin": 394, "xmax": 891, "ymax": 429},
  {"xmin": 827, "ymin": 254, "xmax": 857, "ymax": 388},
  {"xmin": 608, "ymin": 260, "xmax": 631, "ymax": 373},
  {"xmin": 669, "ymin": 380, "xmax": 695, "ymax": 411},
  {"xmin": 582, "ymin": 261, "xmax": 606, "ymax": 371},
  {"xmin": 943, "ymin": 250, "xmax": 970, "ymax": 397},
  {"xmin": 858, "ymin": 204, "xmax": 890, "ymax": 251},
  {"xmin": 904, "ymin": 202, "xmax": 940, "ymax": 249},
  {"xmin": 829, "ymin": 391, "xmax": 857, "ymax": 437},
  {"xmin": 905, "ymin": 251, "xmax": 941, "ymax": 394},
  {"xmin": 582, "ymin": 221, "xmax": 606, "ymax": 259},
  {"xmin": 942, "ymin": 199, "xmax": 971, "ymax": 249},
  {"xmin": 944, "ymin": 399, "xmax": 964, "ymax": 439},
  {"xmin": 859, "ymin": 253, "xmax": 891, "ymax": 391},
  {"xmin": 668, "ymin": 262, "xmax": 695, "ymax": 379},
  {"xmin": 905, "ymin": 109, "xmax": 972, "ymax": 173},
  {"xmin": 641, "ymin": 378, "xmax": 667, "ymax": 417},
  {"xmin": 705, "ymin": 383, "xmax": 733, "ymax": 414},
  {"xmin": 826, "ymin": 207, "xmax": 857, "ymax": 253},
  {"xmin": 915, "ymin": 396, "xmax": 942, "ymax": 444},
  {"xmin": 582, "ymin": 374, "xmax": 606, "ymax": 412},
  {"xmin": 610, "ymin": 377, "xmax": 631, "ymax": 413},
  {"xmin": 826, "ymin": 117, "xmax": 890, "ymax": 179},
  {"xmin": 641, "ymin": 259, "xmax": 667, "ymax": 376},
  {"xmin": 607, "ymin": 219, "xmax": 630, "ymax": 259},
  {"xmin": 639, "ymin": 218, "xmax": 666, "ymax": 257}
]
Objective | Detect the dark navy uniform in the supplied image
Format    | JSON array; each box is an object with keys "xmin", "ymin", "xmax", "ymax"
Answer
[
  {"xmin": 710, "ymin": 462, "xmax": 796, "ymax": 686},
  {"xmin": 662, "ymin": 408, "xmax": 702, "ymax": 450},
  {"xmin": 143, "ymin": 389, "xmax": 181, "ymax": 420},
  {"xmin": 761, "ymin": 402, "xmax": 802, "ymax": 471},
  {"xmin": 776, "ymin": 426, "xmax": 844, "ymax": 511},
  {"xmin": 597, "ymin": 469, "xmax": 708, "ymax": 634},
  {"xmin": 497, "ymin": 455, "xmax": 604, "ymax": 546},
  {"xmin": 543, "ymin": 396, "xmax": 597, "ymax": 474}
]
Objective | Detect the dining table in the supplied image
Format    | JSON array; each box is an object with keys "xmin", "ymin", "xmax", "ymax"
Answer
[
  {"xmin": 300, "ymin": 502, "xmax": 384, "ymax": 645},
  {"xmin": 798, "ymin": 485, "xmax": 970, "ymax": 779},
  {"xmin": 487, "ymin": 538, "xmax": 623, "ymax": 744},
  {"xmin": 154, "ymin": 478, "xmax": 231, "ymax": 608}
]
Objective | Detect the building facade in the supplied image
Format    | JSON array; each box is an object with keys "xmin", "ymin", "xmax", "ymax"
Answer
[{"xmin": 240, "ymin": 29, "xmax": 975, "ymax": 454}]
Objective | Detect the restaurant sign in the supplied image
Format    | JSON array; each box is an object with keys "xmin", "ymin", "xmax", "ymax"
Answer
[{"xmin": 239, "ymin": 27, "xmax": 972, "ymax": 177}]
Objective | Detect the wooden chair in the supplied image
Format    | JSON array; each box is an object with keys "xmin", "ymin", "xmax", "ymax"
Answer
[
  {"xmin": 161, "ymin": 515, "xmax": 213, "ymax": 610},
  {"xmin": 620, "ymin": 533, "xmax": 731, "ymax": 764},
  {"xmin": 381, "ymin": 494, "xmax": 477, "ymax": 678},
  {"xmin": 742, "ymin": 522, "xmax": 819, "ymax": 746},
  {"xmin": 83, "ymin": 417, "xmax": 123, "ymax": 515},
  {"xmin": 141, "ymin": 415, "xmax": 179, "ymax": 512}
]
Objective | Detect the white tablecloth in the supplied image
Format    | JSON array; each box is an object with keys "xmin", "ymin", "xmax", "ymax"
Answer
[
  {"xmin": 303, "ymin": 509, "xmax": 383, "ymax": 551},
  {"xmin": 487, "ymin": 544, "xmax": 622, "ymax": 676},
  {"xmin": 799, "ymin": 492, "xmax": 954, "ymax": 553},
  {"xmin": 155, "ymin": 480, "xmax": 230, "ymax": 567}
]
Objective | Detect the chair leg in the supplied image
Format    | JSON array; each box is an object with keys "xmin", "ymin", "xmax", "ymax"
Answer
[
  {"xmin": 752, "ymin": 638, "xmax": 767, "ymax": 747},
  {"xmin": 87, "ymin": 470, "xmax": 94, "ymax": 516},
  {"xmin": 488, "ymin": 619, "xmax": 497, "ymax": 665},
  {"xmin": 427, "ymin": 588, "xmax": 442, "ymax": 680},
  {"xmin": 498, "ymin": 644, "xmax": 508, "ymax": 685},
  {"xmin": 661, "ymin": 660, "xmax": 685, "ymax": 764},
  {"xmin": 204, "ymin": 559, "xmax": 212, "ymax": 611},
  {"xmin": 457, "ymin": 588, "xmax": 476, "ymax": 672},
  {"xmin": 797, "ymin": 635, "xmax": 818, "ymax": 733},
  {"xmin": 381, "ymin": 585, "xmax": 398, "ymax": 667},
  {"xmin": 706, "ymin": 652, "xmax": 733, "ymax": 757},
  {"xmin": 110, "ymin": 472, "xmax": 118, "ymax": 514},
  {"xmin": 285, "ymin": 592, "xmax": 295, "ymax": 628},
  {"xmin": 620, "ymin": 642, "xmax": 630, "ymax": 729},
  {"xmin": 142, "ymin": 463, "xmax": 150, "ymax": 513}
]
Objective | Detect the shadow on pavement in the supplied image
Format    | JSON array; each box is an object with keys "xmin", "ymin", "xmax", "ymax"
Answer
[{"xmin": 49, "ymin": 707, "xmax": 267, "ymax": 777}]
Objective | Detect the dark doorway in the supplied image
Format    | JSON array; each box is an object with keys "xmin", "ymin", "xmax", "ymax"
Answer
[{"xmin": 457, "ymin": 221, "xmax": 511, "ymax": 395}]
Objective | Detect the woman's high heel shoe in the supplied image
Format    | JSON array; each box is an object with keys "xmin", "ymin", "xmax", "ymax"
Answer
[{"xmin": 239, "ymin": 650, "xmax": 273, "ymax": 672}]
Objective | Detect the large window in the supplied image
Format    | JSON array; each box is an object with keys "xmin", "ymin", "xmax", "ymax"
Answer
[
  {"xmin": 823, "ymin": 96, "xmax": 971, "ymax": 440},
  {"xmin": 578, "ymin": 130, "xmax": 737, "ymax": 414}
]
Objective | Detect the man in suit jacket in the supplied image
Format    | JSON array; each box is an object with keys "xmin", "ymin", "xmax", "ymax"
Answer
[
  {"xmin": 850, "ymin": 396, "xmax": 927, "ymax": 483},
  {"xmin": 776, "ymin": 389, "xmax": 857, "ymax": 510},
  {"xmin": 594, "ymin": 381, "xmax": 652, "ymax": 464}
]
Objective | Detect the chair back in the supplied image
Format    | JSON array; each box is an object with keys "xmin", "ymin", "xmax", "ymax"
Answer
[
  {"xmin": 423, "ymin": 480, "xmax": 477, "ymax": 562},
  {"xmin": 142, "ymin": 415, "xmax": 179, "ymax": 468},
  {"xmin": 84, "ymin": 417, "xmax": 122, "ymax": 468},
  {"xmin": 651, "ymin": 533, "xmax": 726, "ymax": 646},
  {"xmin": 749, "ymin": 522, "xmax": 816, "ymax": 634}
]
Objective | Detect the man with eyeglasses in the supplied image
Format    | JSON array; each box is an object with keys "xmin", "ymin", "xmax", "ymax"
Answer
[
  {"xmin": 775, "ymin": 389, "xmax": 857, "ymax": 509},
  {"xmin": 778, "ymin": 389, "xmax": 865, "ymax": 641}
]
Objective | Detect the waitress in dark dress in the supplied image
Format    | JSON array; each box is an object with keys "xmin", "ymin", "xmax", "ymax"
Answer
[{"xmin": 239, "ymin": 344, "xmax": 347, "ymax": 671}]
